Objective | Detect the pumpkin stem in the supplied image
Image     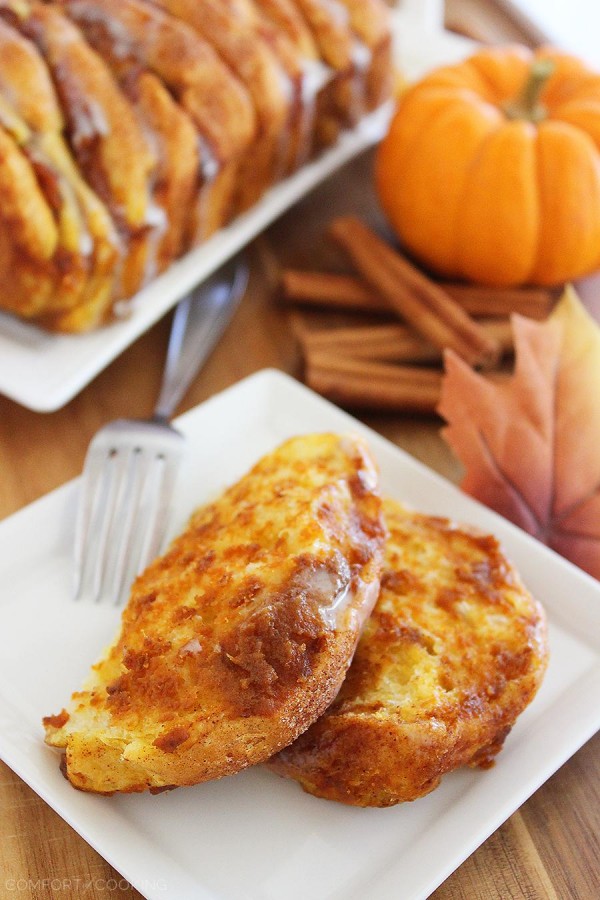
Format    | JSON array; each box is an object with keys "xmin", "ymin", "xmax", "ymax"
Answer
[{"xmin": 504, "ymin": 58, "xmax": 556, "ymax": 123}]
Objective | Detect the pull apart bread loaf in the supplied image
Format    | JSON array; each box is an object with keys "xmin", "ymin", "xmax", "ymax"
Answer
[
  {"xmin": 270, "ymin": 499, "xmax": 549, "ymax": 807},
  {"xmin": 0, "ymin": 0, "xmax": 392, "ymax": 331},
  {"xmin": 43, "ymin": 434, "xmax": 386, "ymax": 794}
]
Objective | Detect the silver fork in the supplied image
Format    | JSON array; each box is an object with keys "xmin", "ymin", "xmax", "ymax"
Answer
[{"xmin": 73, "ymin": 257, "xmax": 249, "ymax": 605}]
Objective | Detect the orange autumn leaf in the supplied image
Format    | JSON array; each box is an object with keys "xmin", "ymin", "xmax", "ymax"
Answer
[{"xmin": 438, "ymin": 287, "xmax": 600, "ymax": 580}]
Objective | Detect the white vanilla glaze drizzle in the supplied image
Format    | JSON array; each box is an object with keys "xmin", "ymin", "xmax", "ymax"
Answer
[
  {"xmin": 179, "ymin": 638, "xmax": 202, "ymax": 656},
  {"xmin": 292, "ymin": 57, "xmax": 333, "ymax": 169},
  {"xmin": 303, "ymin": 554, "xmax": 357, "ymax": 632},
  {"xmin": 319, "ymin": 0, "xmax": 350, "ymax": 30},
  {"xmin": 70, "ymin": 96, "xmax": 110, "ymax": 146},
  {"xmin": 319, "ymin": 578, "xmax": 352, "ymax": 630},
  {"xmin": 140, "ymin": 199, "xmax": 168, "ymax": 284},
  {"xmin": 187, "ymin": 133, "xmax": 222, "ymax": 246},
  {"xmin": 347, "ymin": 38, "xmax": 372, "ymax": 124},
  {"xmin": 339, "ymin": 434, "xmax": 379, "ymax": 492}
]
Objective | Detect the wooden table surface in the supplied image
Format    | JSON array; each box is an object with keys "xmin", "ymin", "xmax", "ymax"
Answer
[{"xmin": 1, "ymin": 2, "xmax": 599, "ymax": 898}]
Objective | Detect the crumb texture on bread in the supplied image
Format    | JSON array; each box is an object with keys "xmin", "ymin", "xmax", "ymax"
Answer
[
  {"xmin": 269, "ymin": 499, "xmax": 549, "ymax": 807},
  {"xmin": 43, "ymin": 433, "xmax": 385, "ymax": 794}
]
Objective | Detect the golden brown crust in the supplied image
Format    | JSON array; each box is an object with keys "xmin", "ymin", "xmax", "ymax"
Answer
[
  {"xmin": 44, "ymin": 434, "xmax": 385, "ymax": 794},
  {"xmin": 0, "ymin": 123, "xmax": 57, "ymax": 264},
  {"xmin": 269, "ymin": 499, "xmax": 549, "ymax": 807},
  {"xmin": 253, "ymin": 0, "xmax": 317, "ymax": 60},
  {"xmin": 250, "ymin": 0, "xmax": 338, "ymax": 168},
  {"xmin": 62, "ymin": 0, "xmax": 257, "ymax": 236},
  {"xmin": 337, "ymin": 0, "xmax": 393, "ymax": 111},
  {"xmin": 0, "ymin": 18, "xmax": 121, "ymax": 328},
  {"xmin": 0, "ymin": 14, "xmax": 119, "ymax": 324},
  {"xmin": 0, "ymin": 14, "xmax": 62, "ymax": 133},
  {"xmin": 119, "ymin": 70, "xmax": 199, "ymax": 268},
  {"xmin": 292, "ymin": 0, "xmax": 354, "ymax": 71},
  {"xmin": 19, "ymin": 3, "xmax": 157, "ymax": 300},
  {"xmin": 151, "ymin": 0, "xmax": 296, "ymax": 203}
]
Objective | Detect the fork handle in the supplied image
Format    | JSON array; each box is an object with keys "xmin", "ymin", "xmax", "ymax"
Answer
[
  {"xmin": 153, "ymin": 294, "xmax": 194, "ymax": 422},
  {"xmin": 153, "ymin": 259, "xmax": 248, "ymax": 421}
]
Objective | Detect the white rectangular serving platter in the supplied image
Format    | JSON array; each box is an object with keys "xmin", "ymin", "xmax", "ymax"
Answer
[
  {"xmin": 0, "ymin": 12, "xmax": 473, "ymax": 412},
  {"xmin": 1, "ymin": 369, "xmax": 599, "ymax": 900}
]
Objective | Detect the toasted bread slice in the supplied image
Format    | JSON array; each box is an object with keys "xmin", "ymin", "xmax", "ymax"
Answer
[
  {"xmin": 150, "ymin": 0, "xmax": 297, "ymax": 204},
  {"xmin": 254, "ymin": 0, "xmax": 317, "ymax": 60},
  {"xmin": 62, "ymin": 0, "xmax": 257, "ymax": 239},
  {"xmin": 251, "ymin": 0, "xmax": 334, "ymax": 166},
  {"xmin": 44, "ymin": 434, "xmax": 385, "ymax": 794},
  {"xmin": 285, "ymin": 0, "xmax": 355, "ymax": 147},
  {"xmin": 293, "ymin": 0, "xmax": 355, "ymax": 72},
  {"xmin": 273, "ymin": 0, "xmax": 389, "ymax": 148},
  {"xmin": 296, "ymin": 0, "xmax": 392, "ymax": 135},
  {"xmin": 336, "ymin": 0, "xmax": 393, "ymax": 113},
  {"xmin": 117, "ymin": 70, "xmax": 199, "ymax": 270},
  {"xmin": 0, "ymin": 16, "xmax": 120, "ymax": 328},
  {"xmin": 0, "ymin": 122, "xmax": 63, "ymax": 318},
  {"xmin": 235, "ymin": 0, "xmax": 326, "ymax": 173},
  {"xmin": 18, "ymin": 3, "xmax": 159, "ymax": 301},
  {"xmin": 269, "ymin": 499, "xmax": 549, "ymax": 807}
]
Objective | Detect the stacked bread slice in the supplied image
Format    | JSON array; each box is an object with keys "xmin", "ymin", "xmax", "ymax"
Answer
[
  {"xmin": 0, "ymin": 0, "xmax": 393, "ymax": 331},
  {"xmin": 43, "ymin": 433, "xmax": 387, "ymax": 793}
]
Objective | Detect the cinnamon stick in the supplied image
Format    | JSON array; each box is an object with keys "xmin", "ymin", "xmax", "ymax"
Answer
[
  {"xmin": 281, "ymin": 269, "xmax": 552, "ymax": 320},
  {"xmin": 305, "ymin": 356, "xmax": 442, "ymax": 413},
  {"xmin": 445, "ymin": 284, "xmax": 552, "ymax": 319},
  {"xmin": 303, "ymin": 323, "xmax": 430, "ymax": 361},
  {"xmin": 445, "ymin": 16, "xmax": 491, "ymax": 43},
  {"xmin": 298, "ymin": 319, "xmax": 513, "ymax": 363},
  {"xmin": 329, "ymin": 218, "xmax": 501, "ymax": 368},
  {"xmin": 281, "ymin": 271, "xmax": 377, "ymax": 312}
]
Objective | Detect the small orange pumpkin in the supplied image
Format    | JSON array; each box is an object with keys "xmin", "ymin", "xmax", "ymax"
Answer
[{"xmin": 376, "ymin": 45, "xmax": 600, "ymax": 287}]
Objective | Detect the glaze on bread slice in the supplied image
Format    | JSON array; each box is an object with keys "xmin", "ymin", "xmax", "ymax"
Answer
[
  {"xmin": 0, "ymin": 15, "xmax": 120, "ymax": 329},
  {"xmin": 118, "ymin": 70, "xmax": 200, "ymax": 271},
  {"xmin": 270, "ymin": 0, "xmax": 390, "ymax": 149},
  {"xmin": 336, "ymin": 0, "xmax": 393, "ymax": 113},
  {"xmin": 0, "ymin": 122, "xmax": 75, "ymax": 319},
  {"xmin": 19, "ymin": 2, "xmax": 159, "ymax": 300},
  {"xmin": 149, "ymin": 0, "xmax": 300, "ymax": 205},
  {"xmin": 62, "ymin": 0, "xmax": 257, "ymax": 239},
  {"xmin": 44, "ymin": 434, "xmax": 385, "ymax": 794},
  {"xmin": 269, "ymin": 499, "xmax": 549, "ymax": 807},
  {"xmin": 251, "ymin": 0, "xmax": 334, "ymax": 163}
]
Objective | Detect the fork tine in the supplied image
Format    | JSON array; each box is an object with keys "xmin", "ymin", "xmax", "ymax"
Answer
[
  {"xmin": 74, "ymin": 258, "xmax": 246, "ymax": 605},
  {"xmin": 134, "ymin": 454, "xmax": 180, "ymax": 582},
  {"xmin": 108, "ymin": 448, "xmax": 151, "ymax": 606},
  {"xmin": 73, "ymin": 448, "xmax": 115, "ymax": 601},
  {"xmin": 76, "ymin": 431, "xmax": 183, "ymax": 606},
  {"xmin": 89, "ymin": 448, "xmax": 133, "ymax": 603}
]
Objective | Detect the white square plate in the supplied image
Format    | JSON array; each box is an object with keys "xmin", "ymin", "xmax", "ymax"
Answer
[
  {"xmin": 0, "ymin": 13, "xmax": 473, "ymax": 412},
  {"xmin": 1, "ymin": 370, "xmax": 599, "ymax": 900}
]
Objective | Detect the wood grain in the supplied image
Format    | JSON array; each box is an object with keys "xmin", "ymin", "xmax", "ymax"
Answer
[{"xmin": 0, "ymin": 2, "xmax": 598, "ymax": 898}]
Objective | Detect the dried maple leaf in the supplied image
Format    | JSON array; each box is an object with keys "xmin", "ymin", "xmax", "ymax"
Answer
[{"xmin": 438, "ymin": 287, "xmax": 600, "ymax": 580}]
